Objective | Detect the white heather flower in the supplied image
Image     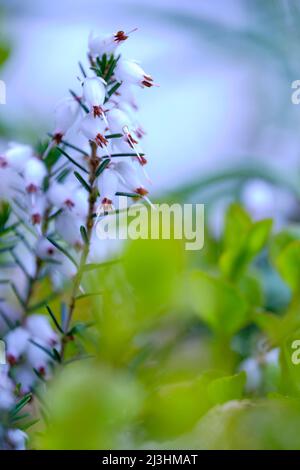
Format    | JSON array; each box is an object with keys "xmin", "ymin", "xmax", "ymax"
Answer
[
  {"xmin": 97, "ymin": 167, "xmax": 119, "ymax": 212},
  {"xmin": 116, "ymin": 161, "xmax": 148, "ymax": 196},
  {"xmin": 88, "ymin": 30, "xmax": 128, "ymax": 58},
  {"xmin": 13, "ymin": 366, "xmax": 36, "ymax": 394},
  {"xmin": 47, "ymin": 179, "xmax": 87, "ymax": 216},
  {"xmin": 26, "ymin": 340, "xmax": 51, "ymax": 376},
  {"xmin": 82, "ymin": 77, "xmax": 106, "ymax": 117},
  {"xmin": 7, "ymin": 429, "xmax": 28, "ymax": 451},
  {"xmin": 28, "ymin": 193, "xmax": 47, "ymax": 226},
  {"xmin": 0, "ymin": 368, "xmax": 15, "ymax": 410},
  {"xmin": 115, "ymin": 59, "xmax": 154, "ymax": 88},
  {"xmin": 79, "ymin": 113, "xmax": 108, "ymax": 147},
  {"xmin": 0, "ymin": 389, "xmax": 15, "ymax": 411},
  {"xmin": 24, "ymin": 158, "xmax": 47, "ymax": 194},
  {"xmin": 50, "ymin": 255, "xmax": 77, "ymax": 288},
  {"xmin": 107, "ymin": 108, "xmax": 133, "ymax": 134},
  {"xmin": 36, "ymin": 238, "xmax": 57, "ymax": 260},
  {"xmin": 5, "ymin": 327, "xmax": 30, "ymax": 365},
  {"xmin": 54, "ymin": 97, "xmax": 80, "ymax": 142},
  {"xmin": 25, "ymin": 314, "xmax": 58, "ymax": 346},
  {"xmin": 0, "ymin": 167, "xmax": 21, "ymax": 200},
  {"xmin": 114, "ymin": 83, "xmax": 138, "ymax": 111},
  {"xmin": 0, "ymin": 143, "xmax": 33, "ymax": 172},
  {"xmin": 55, "ymin": 211, "xmax": 85, "ymax": 248}
]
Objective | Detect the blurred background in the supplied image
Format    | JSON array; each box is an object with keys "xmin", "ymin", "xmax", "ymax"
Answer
[{"xmin": 2, "ymin": 0, "xmax": 300, "ymax": 215}]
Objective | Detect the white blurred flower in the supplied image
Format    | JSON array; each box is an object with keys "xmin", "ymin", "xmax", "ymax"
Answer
[
  {"xmin": 13, "ymin": 365, "xmax": 36, "ymax": 394},
  {"xmin": 5, "ymin": 327, "xmax": 30, "ymax": 366},
  {"xmin": 97, "ymin": 166, "xmax": 120, "ymax": 212},
  {"xmin": 55, "ymin": 211, "xmax": 85, "ymax": 248},
  {"xmin": 26, "ymin": 340, "xmax": 51, "ymax": 376},
  {"xmin": 7, "ymin": 429, "xmax": 27, "ymax": 450},
  {"xmin": 0, "ymin": 143, "xmax": 33, "ymax": 172},
  {"xmin": 25, "ymin": 314, "xmax": 57, "ymax": 347},
  {"xmin": 24, "ymin": 158, "xmax": 47, "ymax": 194}
]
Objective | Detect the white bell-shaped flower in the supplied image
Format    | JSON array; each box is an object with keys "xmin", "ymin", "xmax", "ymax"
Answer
[
  {"xmin": 24, "ymin": 158, "xmax": 47, "ymax": 194},
  {"xmin": 0, "ymin": 143, "xmax": 33, "ymax": 172},
  {"xmin": 7, "ymin": 429, "xmax": 28, "ymax": 451},
  {"xmin": 26, "ymin": 339, "xmax": 51, "ymax": 376},
  {"xmin": 13, "ymin": 365, "xmax": 36, "ymax": 394},
  {"xmin": 55, "ymin": 211, "xmax": 85, "ymax": 248},
  {"xmin": 28, "ymin": 193, "xmax": 47, "ymax": 225},
  {"xmin": 88, "ymin": 30, "xmax": 128, "ymax": 58},
  {"xmin": 54, "ymin": 97, "xmax": 80, "ymax": 142},
  {"xmin": 47, "ymin": 179, "xmax": 85, "ymax": 213},
  {"xmin": 107, "ymin": 108, "xmax": 133, "ymax": 134},
  {"xmin": 25, "ymin": 314, "xmax": 58, "ymax": 346},
  {"xmin": 36, "ymin": 238, "xmax": 58, "ymax": 259},
  {"xmin": 79, "ymin": 113, "xmax": 108, "ymax": 147},
  {"xmin": 116, "ymin": 161, "xmax": 148, "ymax": 196},
  {"xmin": 82, "ymin": 77, "xmax": 106, "ymax": 117},
  {"xmin": 114, "ymin": 83, "xmax": 138, "ymax": 111},
  {"xmin": 5, "ymin": 327, "xmax": 30, "ymax": 365},
  {"xmin": 115, "ymin": 59, "xmax": 154, "ymax": 88},
  {"xmin": 97, "ymin": 166, "xmax": 119, "ymax": 212}
]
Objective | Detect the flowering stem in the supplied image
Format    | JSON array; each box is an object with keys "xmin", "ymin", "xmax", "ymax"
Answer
[{"xmin": 61, "ymin": 142, "xmax": 98, "ymax": 357}]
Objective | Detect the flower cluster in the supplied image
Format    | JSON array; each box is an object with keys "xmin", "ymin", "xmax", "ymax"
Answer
[{"xmin": 0, "ymin": 28, "xmax": 155, "ymax": 449}]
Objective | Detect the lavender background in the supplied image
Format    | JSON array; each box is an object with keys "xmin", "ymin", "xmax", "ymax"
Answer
[{"xmin": 1, "ymin": 0, "xmax": 300, "ymax": 208}]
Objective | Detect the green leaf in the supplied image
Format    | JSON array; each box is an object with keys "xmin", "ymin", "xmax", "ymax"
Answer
[
  {"xmin": 0, "ymin": 202, "xmax": 11, "ymax": 230},
  {"xmin": 275, "ymin": 240, "xmax": 300, "ymax": 292},
  {"xmin": 189, "ymin": 270, "xmax": 249, "ymax": 335},
  {"xmin": 95, "ymin": 158, "xmax": 110, "ymax": 177},
  {"xmin": 10, "ymin": 393, "xmax": 32, "ymax": 418},
  {"xmin": 46, "ymin": 305, "xmax": 64, "ymax": 334},
  {"xmin": 220, "ymin": 203, "xmax": 272, "ymax": 279},
  {"xmin": 80, "ymin": 225, "xmax": 89, "ymax": 245},
  {"xmin": 57, "ymin": 147, "xmax": 88, "ymax": 173},
  {"xmin": 74, "ymin": 171, "xmax": 91, "ymax": 192},
  {"xmin": 207, "ymin": 372, "xmax": 246, "ymax": 406}
]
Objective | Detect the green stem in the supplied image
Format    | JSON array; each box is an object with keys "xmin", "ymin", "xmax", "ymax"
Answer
[{"xmin": 61, "ymin": 142, "xmax": 98, "ymax": 358}]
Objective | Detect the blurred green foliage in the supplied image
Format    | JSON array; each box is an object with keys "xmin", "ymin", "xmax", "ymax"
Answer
[{"xmin": 28, "ymin": 201, "xmax": 300, "ymax": 449}]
